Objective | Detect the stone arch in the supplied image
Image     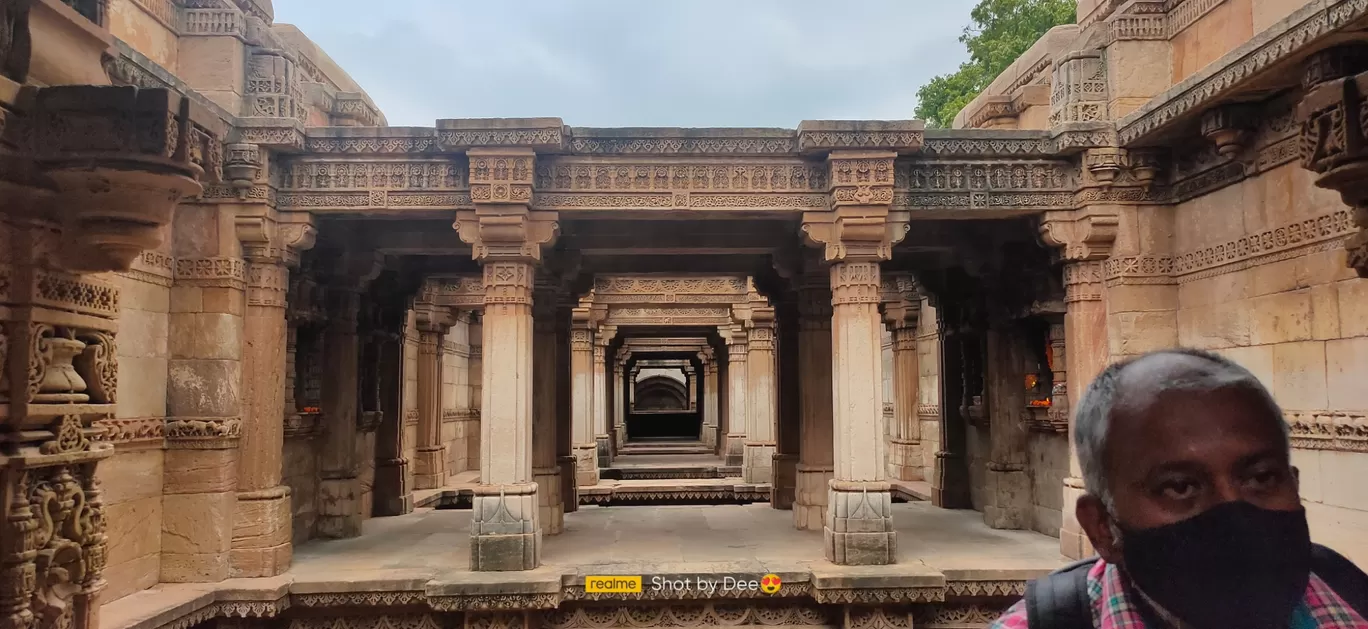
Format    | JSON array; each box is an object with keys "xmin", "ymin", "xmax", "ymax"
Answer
[{"xmin": 635, "ymin": 375, "xmax": 689, "ymax": 411}]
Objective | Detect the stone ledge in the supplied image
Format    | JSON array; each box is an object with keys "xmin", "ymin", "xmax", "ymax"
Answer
[{"xmin": 99, "ymin": 567, "xmax": 1041, "ymax": 629}]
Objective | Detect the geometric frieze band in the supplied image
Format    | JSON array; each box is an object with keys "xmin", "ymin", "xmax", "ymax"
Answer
[
  {"xmin": 591, "ymin": 276, "xmax": 750, "ymax": 305},
  {"xmin": 1104, "ymin": 209, "xmax": 1354, "ymax": 285}
]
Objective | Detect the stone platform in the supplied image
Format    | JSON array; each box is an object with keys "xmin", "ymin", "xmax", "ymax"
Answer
[{"xmin": 101, "ymin": 503, "xmax": 1066, "ymax": 629}]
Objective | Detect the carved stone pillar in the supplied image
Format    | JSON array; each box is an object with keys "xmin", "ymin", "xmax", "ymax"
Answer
[
  {"xmin": 884, "ymin": 294, "xmax": 921, "ymax": 482},
  {"xmin": 773, "ymin": 295, "xmax": 801, "ymax": 510},
  {"xmin": 699, "ymin": 349, "xmax": 719, "ymax": 449},
  {"xmin": 231, "ymin": 215, "xmax": 316, "ymax": 577},
  {"xmin": 592, "ymin": 325, "xmax": 616, "ymax": 467},
  {"xmin": 744, "ymin": 312, "xmax": 777, "ymax": 483},
  {"xmin": 413, "ymin": 303, "xmax": 453, "ymax": 490},
  {"xmin": 453, "ymin": 151, "xmax": 557, "ymax": 571},
  {"xmin": 556, "ymin": 302, "xmax": 579, "ymax": 514},
  {"xmin": 372, "ymin": 289, "xmax": 413, "ymax": 517},
  {"xmin": 467, "ymin": 315, "xmax": 483, "ymax": 473},
  {"xmin": 1298, "ymin": 45, "xmax": 1368, "ymax": 278},
  {"xmin": 724, "ymin": 324, "xmax": 749, "ymax": 468},
  {"xmin": 795, "ymin": 266, "xmax": 834, "ymax": 531},
  {"xmin": 612, "ymin": 353, "xmax": 627, "ymax": 449},
  {"xmin": 687, "ymin": 368, "xmax": 697, "ymax": 412},
  {"xmin": 982, "ymin": 320, "xmax": 1031, "ymax": 530},
  {"xmin": 532, "ymin": 282, "xmax": 563, "ymax": 535},
  {"xmin": 824, "ymin": 260, "xmax": 895, "ymax": 563},
  {"xmin": 802, "ymin": 147, "xmax": 908, "ymax": 565},
  {"xmin": 471, "ymin": 260, "xmax": 540, "ymax": 570},
  {"xmin": 317, "ymin": 284, "xmax": 360, "ymax": 538},
  {"xmin": 570, "ymin": 312, "xmax": 598, "ymax": 487},
  {"xmin": 1041, "ymin": 211, "xmax": 1116, "ymax": 558}
]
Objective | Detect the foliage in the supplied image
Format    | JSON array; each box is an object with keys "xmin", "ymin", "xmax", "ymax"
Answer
[{"xmin": 914, "ymin": 0, "xmax": 1076, "ymax": 128}]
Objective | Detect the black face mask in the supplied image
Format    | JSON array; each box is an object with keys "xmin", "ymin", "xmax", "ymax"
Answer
[{"xmin": 1116, "ymin": 501, "xmax": 1312, "ymax": 629}]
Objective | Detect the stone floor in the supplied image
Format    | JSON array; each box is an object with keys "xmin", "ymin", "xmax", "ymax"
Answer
[{"xmin": 293, "ymin": 502, "xmax": 1067, "ymax": 580}]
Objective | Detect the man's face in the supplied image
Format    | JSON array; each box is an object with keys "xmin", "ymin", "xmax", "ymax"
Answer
[{"xmin": 1077, "ymin": 357, "xmax": 1300, "ymax": 563}]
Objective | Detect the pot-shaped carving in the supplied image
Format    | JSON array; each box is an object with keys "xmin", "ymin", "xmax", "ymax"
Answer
[
  {"xmin": 35, "ymin": 337, "xmax": 89, "ymax": 403},
  {"xmin": 46, "ymin": 167, "xmax": 202, "ymax": 272}
]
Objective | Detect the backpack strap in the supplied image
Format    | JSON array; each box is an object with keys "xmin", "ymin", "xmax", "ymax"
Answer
[
  {"xmin": 1311, "ymin": 544, "xmax": 1368, "ymax": 620},
  {"xmin": 1025, "ymin": 557, "xmax": 1096, "ymax": 629}
]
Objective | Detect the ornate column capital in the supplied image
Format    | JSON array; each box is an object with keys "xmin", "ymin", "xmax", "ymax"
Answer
[
  {"xmin": 798, "ymin": 151, "xmax": 908, "ymax": 263},
  {"xmin": 880, "ymin": 272, "xmax": 919, "ymax": 331},
  {"xmin": 414, "ymin": 302, "xmax": 454, "ymax": 334},
  {"xmin": 1038, "ymin": 208, "xmax": 1119, "ymax": 262},
  {"xmin": 235, "ymin": 212, "xmax": 318, "ymax": 267},
  {"xmin": 1298, "ymin": 44, "xmax": 1368, "ymax": 278}
]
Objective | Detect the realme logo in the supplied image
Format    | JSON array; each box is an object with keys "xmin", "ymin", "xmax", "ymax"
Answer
[{"xmin": 585, "ymin": 576, "xmax": 642, "ymax": 593}]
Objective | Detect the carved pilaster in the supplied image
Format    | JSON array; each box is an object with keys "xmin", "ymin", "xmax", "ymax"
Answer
[
  {"xmin": 413, "ymin": 303, "xmax": 452, "ymax": 491},
  {"xmin": 795, "ymin": 259, "xmax": 834, "ymax": 531},
  {"xmin": 744, "ymin": 311, "xmax": 777, "ymax": 484},
  {"xmin": 883, "ymin": 277, "xmax": 922, "ymax": 482},
  {"xmin": 1037, "ymin": 209, "xmax": 1116, "ymax": 560},
  {"xmin": 1298, "ymin": 44, "xmax": 1368, "ymax": 278},
  {"xmin": 724, "ymin": 324, "xmax": 749, "ymax": 468},
  {"xmin": 569, "ymin": 309, "xmax": 598, "ymax": 488}
]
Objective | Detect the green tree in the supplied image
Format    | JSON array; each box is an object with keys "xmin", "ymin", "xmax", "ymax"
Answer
[{"xmin": 915, "ymin": 0, "xmax": 1076, "ymax": 128}]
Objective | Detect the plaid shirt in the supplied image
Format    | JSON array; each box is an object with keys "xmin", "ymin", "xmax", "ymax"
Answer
[{"xmin": 988, "ymin": 559, "xmax": 1368, "ymax": 629}]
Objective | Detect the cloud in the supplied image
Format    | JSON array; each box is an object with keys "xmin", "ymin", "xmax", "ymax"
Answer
[{"xmin": 273, "ymin": 0, "xmax": 974, "ymax": 127}]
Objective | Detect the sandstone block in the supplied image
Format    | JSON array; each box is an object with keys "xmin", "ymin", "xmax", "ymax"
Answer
[
  {"xmin": 1326, "ymin": 337, "xmax": 1368, "ymax": 411},
  {"xmin": 162, "ymin": 491, "xmax": 234, "ymax": 554},
  {"xmin": 166, "ymin": 359, "xmax": 242, "ymax": 417},
  {"xmin": 105, "ymin": 495, "xmax": 162, "ymax": 566},
  {"xmin": 163, "ymin": 447, "xmax": 238, "ymax": 494},
  {"xmin": 1271, "ymin": 341, "xmax": 1328, "ymax": 411},
  {"xmin": 160, "ymin": 551, "xmax": 230, "ymax": 583},
  {"xmin": 101, "ymin": 553, "xmax": 161, "ymax": 603},
  {"xmin": 232, "ymin": 489, "xmax": 293, "ymax": 548},
  {"xmin": 97, "ymin": 449, "xmax": 164, "ymax": 504}
]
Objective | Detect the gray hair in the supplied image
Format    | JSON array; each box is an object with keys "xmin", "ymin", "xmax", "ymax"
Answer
[{"xmin": 1073, "ymin": 348, "xmax": 1289, "ymax": 509}]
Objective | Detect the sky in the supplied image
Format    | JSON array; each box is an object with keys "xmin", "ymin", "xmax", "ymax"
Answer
[{"xmin": 272, "ymin": 0, "xmax": 976, "ymax": 128}]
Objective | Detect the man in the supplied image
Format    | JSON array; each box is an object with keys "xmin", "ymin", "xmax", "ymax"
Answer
[{"xmin": 990, "ymin": 348, "xmax": 1368, "ymax": 629}]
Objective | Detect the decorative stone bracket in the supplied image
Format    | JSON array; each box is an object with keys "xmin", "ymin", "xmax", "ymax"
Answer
[
  {"xmin": 1298, "ymin": 45, "xmax": 1368, "ymax": 278},
  {"xmin": 5, "ymin": 86, "xmax": 220, "ymax": 272}
]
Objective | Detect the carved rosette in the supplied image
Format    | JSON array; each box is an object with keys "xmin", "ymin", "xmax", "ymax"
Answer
[{"xmin": 1298, "ymin": 45, "xmax": 1368, "ymax": 278}]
